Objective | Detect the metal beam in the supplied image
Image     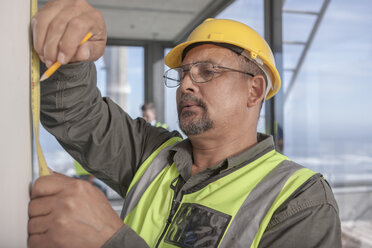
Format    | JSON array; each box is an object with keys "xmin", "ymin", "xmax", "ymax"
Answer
[
  {"xmin": 283, "ymin": 41, "xmax": 306, "ymax": 45},
  {"xmin": 144, "ymin": 43, "xmax": 166, "ymax": 122},
  {"xmin": 264, "ymin": 0, "xmax": 284, "ymax": 152},
  {"xmin": 107, "ymin": 38, "xmax": 173, "ymax": 47},
  {"xmin": 282, "ymin": 9, "xmax": 320, "ymax": 15},
  {"xmin": 284, "ymin": 0, "xmax": 330, "ymax": 103},
  {"xmin": 39, "ymin": 1, "xmax": 195, "ymax": 16}
]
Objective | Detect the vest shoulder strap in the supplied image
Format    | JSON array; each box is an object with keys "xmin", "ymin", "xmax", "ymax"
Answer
[
  {"xmin": 126, "ymin": 136, "xmax": 182, "ymax": 194},
  {"xmin": 121, "ymin": 137, "xmax": 181, "ymax": 219},
  {"xmin": 219, "ymin": 159, "xmax": 316, "ymax": 248},
  {"xmin": 251, "ymin": 164, "xmax": 317, "ymax": 247}
]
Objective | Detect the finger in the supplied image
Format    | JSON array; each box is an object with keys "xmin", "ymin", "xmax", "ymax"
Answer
[
  {"xmin": 32, "ymin": 0, "xmax": 67, "ymax": 62},
  {"xmin": 58, "ymin": 10, "xmax": 106, "ymax": 64},
  {"xmin": 28, "ymin": 195, "xmax": 55, "ymax": 217},
  {"xmin": 28, "ymin": 215, "xmax": 50, "ymax": 235},
  {"xmin": 28, "ymin": 233, "xmax": 49, "ymax": 248},
  {"xmin": 72, "ymin": 35, "xmax": 106, "ymax": 62},
  {"xmin": 72, "ymin": 42, "xmax": 91, "ymax": 62},
  {"xmin": 43, "ymin": 6, "xmax": 86, "ymax": 67},
  {"xmin": 31, "ymin": 174, "xmax": 70, "ymax": 199}
]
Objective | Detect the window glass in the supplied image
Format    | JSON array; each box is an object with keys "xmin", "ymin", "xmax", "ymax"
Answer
[
  {"xmin": 102, "ymin": 46, "xmax": 144, "ymax": 118},
  {"xmin": 217, "ymin": 0, "xmax": 264, "ymax": 36},
  {"xmin": 283, "ymin": 0, "xmax": 372, "ymax": 233},
  {"xmin": 284, "ymin": 0, "xmax": 325, "ymax": 12},
  {"xmin": 283, "ymin": 0, "xmax": 372, "ymax": 186}
]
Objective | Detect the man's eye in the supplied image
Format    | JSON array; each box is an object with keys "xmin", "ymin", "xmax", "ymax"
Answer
[{"xmin": 200, "ymin": 69, "xmax": 214, "ymax": 78}]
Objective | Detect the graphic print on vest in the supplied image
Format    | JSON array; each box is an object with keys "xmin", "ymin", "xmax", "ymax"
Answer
[{"xmin": 164, "ymin": 203, "xmax": 231, "ymax": 248}]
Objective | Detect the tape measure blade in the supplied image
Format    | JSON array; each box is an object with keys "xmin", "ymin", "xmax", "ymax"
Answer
[{"xmin": 31, "ymin": 0, "xmax": 50, "ymax": 176}]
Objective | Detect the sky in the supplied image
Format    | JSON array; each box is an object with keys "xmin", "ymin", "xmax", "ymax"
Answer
[{"xmin": 36, "ymin": 0, "xmax": 372, "ymax": 186}]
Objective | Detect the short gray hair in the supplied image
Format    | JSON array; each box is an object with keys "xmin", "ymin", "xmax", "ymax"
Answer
[
  {"xmin": 237, "ymin": 55, "xmax": 266, "ymax": 82},
  {"xmin": 237, "ymin": 55, "xmax": 267, "ymax": 109}
]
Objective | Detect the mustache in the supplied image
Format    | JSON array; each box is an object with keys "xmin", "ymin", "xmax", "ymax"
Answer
[{"xmin": 178, "ymin": 93, "xmax": 207, "ymax": 112}]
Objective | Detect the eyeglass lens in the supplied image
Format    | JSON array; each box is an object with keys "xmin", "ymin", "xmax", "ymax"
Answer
[
  {"xmin": 192, "ymin": 63, "xmax": 214, "ymax": 83},
  {"xmin": 164, "ymin": 62, "xmax": 216, "ymax": 87}
]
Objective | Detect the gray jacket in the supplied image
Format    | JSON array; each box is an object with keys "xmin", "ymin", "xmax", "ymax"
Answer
[{"xmin": 40, "ymin": 62, "xmax": 341, "ymax": 247}]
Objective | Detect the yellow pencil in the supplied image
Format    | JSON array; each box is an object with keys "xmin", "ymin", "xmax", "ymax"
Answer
[{"xmin": 40, "ymin": 32, "xmax": 93, "ymax": 81}]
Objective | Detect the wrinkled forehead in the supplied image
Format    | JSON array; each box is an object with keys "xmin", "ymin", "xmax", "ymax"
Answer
[{"xmin": 181, "ymin": 43, "xmax": 241, "ymax": 66}]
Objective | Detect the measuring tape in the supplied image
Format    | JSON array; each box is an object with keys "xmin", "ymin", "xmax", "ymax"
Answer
[{"xmin": 31, "ymin": 0, "xmax": 49, "ymax": 176}]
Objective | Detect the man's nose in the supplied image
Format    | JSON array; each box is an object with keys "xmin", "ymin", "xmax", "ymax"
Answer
[{"xmin": 179, "ymin": 72, "xmax": 198, "ymax": 93}]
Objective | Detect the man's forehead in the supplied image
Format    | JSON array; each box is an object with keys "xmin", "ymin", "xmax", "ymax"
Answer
[{"xmin": 181, "ymin": 44, "xmax": 239, "ymax": 65}]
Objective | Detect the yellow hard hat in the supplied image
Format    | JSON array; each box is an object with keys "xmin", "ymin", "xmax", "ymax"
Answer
[{"xmin": 164, "ymin": 18, "xmax": 281, "ymax": 100}]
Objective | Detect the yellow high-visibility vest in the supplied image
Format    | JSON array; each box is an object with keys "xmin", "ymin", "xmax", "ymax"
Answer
[{"xmin": 122, "ymin": 137, "xmax": 316, "ymax": 247}]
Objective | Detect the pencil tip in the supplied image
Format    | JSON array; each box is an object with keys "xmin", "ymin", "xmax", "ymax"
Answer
[{"xmin": 40, "ymin": 74, "xmax": 48, "ymax": 82}]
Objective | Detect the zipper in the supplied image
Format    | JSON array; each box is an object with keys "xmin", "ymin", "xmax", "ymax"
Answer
[{"xmin": 155, "ymin": 176, "xmax": 183, "ymax": 248}]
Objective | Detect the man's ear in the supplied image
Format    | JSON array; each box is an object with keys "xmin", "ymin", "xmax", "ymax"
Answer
[{"xmin": 247, "ymin": 75, "xmax": 266, "ymax": 107}]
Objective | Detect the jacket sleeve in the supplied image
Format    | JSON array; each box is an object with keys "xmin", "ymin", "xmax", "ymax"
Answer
[
  {"xmin": 40, "ymin": 61, "xmax": 180, "ymax": 197},
  {"xmin": 102, "ymin": 225, "xmax": 149, "ymax": 248},
  {"xmin": 259, "ymin": 175, "xmax": 342, "ymax": 248}
]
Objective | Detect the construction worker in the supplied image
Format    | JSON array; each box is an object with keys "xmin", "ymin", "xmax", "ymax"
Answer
[
  {"xmin": 28, "ymin": 0, "xmax": 341, "ymax": 247},
  {"xmin": 141, "ymin": 102, "xmax": 168, "ymax": 129}
]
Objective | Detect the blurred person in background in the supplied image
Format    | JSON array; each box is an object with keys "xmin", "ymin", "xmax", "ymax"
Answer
[{"xmin": 141, "ymin": 102, "xmax": 168, "ymax": 129}]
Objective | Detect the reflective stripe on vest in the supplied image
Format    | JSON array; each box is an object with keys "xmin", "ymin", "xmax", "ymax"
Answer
[
  {"xmin": 123, "ymin": 141, "xmax": 316, "ymax": 247},
  {"xmin": 219, "ymin": 161, "xmax": 314, "ymax": 247},
  {"xmin": 121, "ymin": 137, "xmax": 182, "ymax": 219}
]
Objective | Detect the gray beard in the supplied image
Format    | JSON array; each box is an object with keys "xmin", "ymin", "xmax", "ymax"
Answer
[
  {"xmin": 178, "ymin": 94, "xmax": 214, "ymax": 135},
  {"xmin": 179, "ymin": 110, "xmax": 213, "ymax": 135}
]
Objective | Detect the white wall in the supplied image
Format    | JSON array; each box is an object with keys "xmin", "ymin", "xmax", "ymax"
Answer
[{"xmin": 0, "ymin": 0, "xmax": 32, "ymax": 247}]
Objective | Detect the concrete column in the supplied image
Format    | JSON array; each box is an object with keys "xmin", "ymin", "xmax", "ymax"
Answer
[
  {"xmin": 0, "ymin": 0, "xmax": 33, "ymax": 246},
  {"xmin": 104, "ymin": 46, "xmax": 128, "ymax": 110},
  {"xmin": 144, "ymin": 43, "xmax": 165, "ymax": 122}
]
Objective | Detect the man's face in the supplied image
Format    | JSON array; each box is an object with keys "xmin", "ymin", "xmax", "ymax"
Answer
[
  {"xmin": 142, "ymin": 109, "xmax": 156, "ymax": 123},
  {"xmin": 176, "ymin": 44, "xmax": 251, "ymax": 136}
]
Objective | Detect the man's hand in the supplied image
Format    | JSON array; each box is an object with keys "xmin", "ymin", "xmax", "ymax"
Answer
[
  {"xmin": 32, "ymin": 0, "xmax": 107, "ymax": 67},
  {"xmin": 28, "ymin": 173, "xmax": 123, "ymax": 248}
]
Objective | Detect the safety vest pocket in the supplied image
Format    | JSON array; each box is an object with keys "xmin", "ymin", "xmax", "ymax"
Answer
[{"xmin": 164, "ymin": 203, "xmax": 232, "ymax": 248}]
